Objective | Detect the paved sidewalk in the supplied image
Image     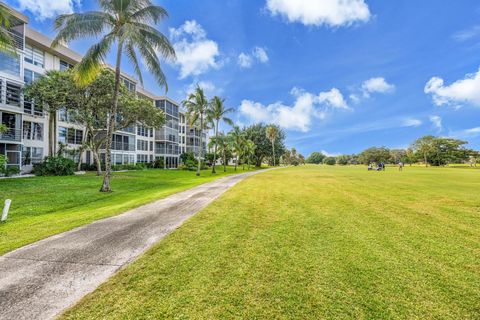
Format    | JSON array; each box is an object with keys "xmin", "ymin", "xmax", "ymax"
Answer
[{"xmin": 0, "ymin": 170, "xmax": 264, "ymax": 320}]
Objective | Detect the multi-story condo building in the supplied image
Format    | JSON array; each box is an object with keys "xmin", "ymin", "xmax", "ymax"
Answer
[{"xmin": 0, "ymin": 4, "xmax": 206, "ymax": 173}]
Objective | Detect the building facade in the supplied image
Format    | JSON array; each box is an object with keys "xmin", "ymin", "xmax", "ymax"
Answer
[{"xmin": 0, "ymin": 4, "xmax": 206, "ymax": 173}]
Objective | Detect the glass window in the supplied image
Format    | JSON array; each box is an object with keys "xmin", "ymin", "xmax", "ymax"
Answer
[
  {"xmin": 6, "ymin": 82, "xmax": 21, "ymax": 106},
  {"xmin": 24, "ymin": 44, "xmax": 44, "ymax": 68},
  {"xmin": 60, "ymin": 60, "xmax": 74, "ymax": 71},
  {"xmin": 58, "ymin": 127, "xmax": 67, "ymax": 143},
  {"xmin": 0, "ymin": 52, "xmax": 20, "ymax": 76},
  {"xmin": 22, "ymin": 147, "xmax": 43, "ymax": 165}
]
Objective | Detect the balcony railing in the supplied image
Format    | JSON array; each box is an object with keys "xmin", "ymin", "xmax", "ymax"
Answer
[
  {"xmin": 111, "ymin": 142, "xmax": 135, "ymax": 152},
  {"xmin": 7, "ymin": 30, "xmax": 24, "ymax": 50},
  {"xmin": 0, "ymin": 128, "xmax": 21, "ymax": 142},
  {"xmin": 155, "ymin": 147, "xmax": 179, "ymax": 155}
]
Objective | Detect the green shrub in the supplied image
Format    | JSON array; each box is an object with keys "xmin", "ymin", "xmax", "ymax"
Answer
[
  {"xmin": 182, "ymin": 159, "xmax": 197, "ymax": 171},
  {"xmin": 323, "ymin": 157, "xmax": 336, "ymax": 165},
  {"xmin": 4, "ymin": 166, "xmax": 20, "ymax": 177},
  {"xmin": 111, "ymin": 163, "xmax": 147, "ymax": 171},
  {"xmin": 33, "ymin": 156, "xmax": 76, "ymax": 176}
]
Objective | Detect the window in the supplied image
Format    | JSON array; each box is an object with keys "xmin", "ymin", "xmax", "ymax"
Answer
[
  {"xmin": 23, "ymin": 70, "xmax": 44, "ymax": 116},
  {"xmin": 60, "ymin": 60, "xmax": 74, "ymax": 71},
  {"xmin": 137, "ymin": 154, "xmax": 149, "ymax": 163},
  {"xmin": 6, "ymin": 82, "xmax": 21, "ymax": 106},
  {"xmin": 24, "ymin": 44, "xmax": 44, "ymax": 68},
  {"xmin": 137, "ymin": 139, "xmax": 149, "ymax": 151},
  {"xmin": 0, "ymin": 52, "xmax": 20, "ymax": 76},
  {"xmin": 22, "ymin": 121, "xmax": 44, "ymax": 141},
  {"xmin": 121, "ymin": 77, "xmax": 136, "ymax": 92},
  {"xmin": 22, "ymin": 147, "xmax": 43, "ymax": 165},
  {"xmin": 59, "ymin": 108, "xmax": 76, "ymax": 123},
  {"xmin": 59, "ymin": 127, "xmax": 83, "ymax": 144}
]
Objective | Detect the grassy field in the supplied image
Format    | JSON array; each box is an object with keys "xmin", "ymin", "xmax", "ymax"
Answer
[
  {"xmin": 62, "ymin": 165, "xmax": 480, "ymax": 319},
  {"xmin": 0, "ymin": 167, "xmax": 259, "ymax": 255}
]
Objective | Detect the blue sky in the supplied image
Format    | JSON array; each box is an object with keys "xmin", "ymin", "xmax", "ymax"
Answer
[{"xmin": 6, "ymin": 0, "xmax": 480, "ymax": 156}]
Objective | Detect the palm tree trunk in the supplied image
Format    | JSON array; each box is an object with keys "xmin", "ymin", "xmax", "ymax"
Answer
[
  {"xmin": 93, "ymin": 148, "xmax": 102, "ymax": 176},
  {"xmin": 77, "ymin": 127, "xmax": 88, "ymax": 171},
  {"xmin": 197, "ymin": 116, "xmax": 203, "ymax": 176},
  {"xmin": 48, "ymin": 113, "xmax": 55, "ymax": 156},
  {"xmin": 101, "ymin": 42, "xmax": 123, "ymax": 192},
  {"xmin": 212, "ymin": 119, "xmax": 218, "ymax": 174},
  {"xmin": 223, "ymin": 152, "xmax": 226, "ymax": 172},
  {"xmin": 424, "ymin": 152, "xmax": 427, "ymax": 167},
  {"xmin": 235, "ymin": 155, "xmax": 237, "ymax": 171},
  {"xmin": 272, "ymin": 140, "xmax": 276, "ymax": 167}
]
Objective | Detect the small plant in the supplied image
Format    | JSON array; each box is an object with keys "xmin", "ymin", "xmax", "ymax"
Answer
[
  {"xmin": 0, "ymin": 155, "xmax": 20, "ymax": 177},
  {"xmin": 33, "ymin": 156, "xmax": 76, "ymax": 176}
]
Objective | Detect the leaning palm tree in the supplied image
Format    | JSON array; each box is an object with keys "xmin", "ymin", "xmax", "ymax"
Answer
[
  {"xmin": 52, "ymin": 0, "xmax": 176, "ymax": 192},
  {"xmin": 266, "ymin": 125, "xmax": 279, "ymax": 166},
  {"xmin": 182, "ymin": 86, "xmax": 208, "ymax": 176},
  {"xmin": 207, "ymin": 96, "xmax": 233, "ymax": 174},
  {"xmin": 0, "ymin": 4, "xmax": 14, "ymax": 53}
]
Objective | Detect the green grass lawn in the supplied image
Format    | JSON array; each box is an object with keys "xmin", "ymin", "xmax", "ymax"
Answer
[
  {"xmin": 0, "ymin": 166, "xmax": 260, "ymax": 255},
  {"xmin": 62, "ymin": 165, "xmax": 480, "ymax": 319}
]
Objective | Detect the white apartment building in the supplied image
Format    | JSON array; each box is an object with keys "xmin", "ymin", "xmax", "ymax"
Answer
[{"xmin": 0, "ymin": 4, "xmax": 206, "ymax": 172}]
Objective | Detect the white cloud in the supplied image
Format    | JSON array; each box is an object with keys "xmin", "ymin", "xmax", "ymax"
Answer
[
  {"xmin": 361, "ymin": 77, "xmax": 395, "ymax": 97},
  {"xmin": 425, "ymin": 68, "xmax": 480, "ymax": 107},
  {"xmin": 14, "ymin": 0, "xmax": 80, "ymax": 21},
  {"xmin": 448, "ymin": 127, "xmax": 480, "ymax": 139},
  {"xmin": 321, "ymin": 150, "xmax": 341, "ymax": 157},
  {"xmin": 266, "ymin": 0, "xmax": 371, "ymax": 27},
  {"xmin": 402, "ymin": 118, "xmax": 422, "ymax": 127},
  {"xmin": 429, "ymin": 115, "xmax": 442, "ymax": 132},
  {"xmin": 238, "ymin": 47, "xmax": 269, "ymax": 68},
  {"xmin": 169, "ymin": 20, "xmax": 221, "ymax": 79},
  {"xmin": 453, "ymin": 25, "xmax": 480, "ymax": 42},
  {"xmin": 238, "ymin": 53, "xmax": 253, "ymax": 68},
  {"xmin": 317, "ymin": 88, "xmax": 349, "ymax": 109},
  {"xmin": 239, "ymin": 87, "xmax": 349, "ymax": 132}
]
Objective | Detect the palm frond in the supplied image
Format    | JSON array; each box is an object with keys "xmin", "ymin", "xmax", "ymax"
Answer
[
  {"xmin": 74, "ymin": 33, "xmax": 114, "ymax": 86},
  {"xmin": 124, "ymin": 43, "xmax": 143, "ymax": 85},
  {"xmin": 130, "ymin": 5, "xmax": 168, "ymax": 24},
  {"xmin": 52, "ymin": 12, "xmax": 113, "ymax": 48}
]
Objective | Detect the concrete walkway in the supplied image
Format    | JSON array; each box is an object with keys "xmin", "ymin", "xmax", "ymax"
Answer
[{"xmin": 0, "ymin": 170, "xmax": 264, "ymax": 320}]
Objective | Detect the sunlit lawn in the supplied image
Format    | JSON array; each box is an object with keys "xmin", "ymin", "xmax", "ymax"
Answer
[
  {"xmin": 62, "ymin": 165, "xmax": 480, "ymax": 319},
  {"xmin": 0, "ymin": 166, "xmax": 260, "ymax": 255}
]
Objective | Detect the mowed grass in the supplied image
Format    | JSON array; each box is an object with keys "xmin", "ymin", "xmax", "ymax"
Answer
[
  {"xmin": 62, "ymin": 165, "xmax": 480, "ymax": 319},
  {"xmin": 0, "ymin": 167, "xmax": 259, "ymax": 255}
]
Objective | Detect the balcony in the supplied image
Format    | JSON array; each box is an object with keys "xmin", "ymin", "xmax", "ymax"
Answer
[
  {"xmin": 0, "ymin": 127, "xmax": 21, "ymax": 142},
  {"xmin": 111, "ymin": 142, "xmax": 135, "ymax": 152}
]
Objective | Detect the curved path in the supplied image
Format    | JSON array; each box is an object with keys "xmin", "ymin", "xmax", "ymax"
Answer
[{"xmin": 0, "ymin": 170, "xmax": 266, "ymax": 320}]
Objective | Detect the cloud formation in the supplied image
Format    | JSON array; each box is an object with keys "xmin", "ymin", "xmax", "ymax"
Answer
[
  {"xmin": 14, "ymin": 0, "xmax": 80, "ymax": 21},
  {"xmin": 169, "ymin": 20, "xmax": 221, "ymax": 79},
  {"xmin": 429, "ymin": 115, "xmax": 442, "ymax": 132},
  {"xmin": 402, "ymin": 118, "xmax": 422, "ymax": 127},
  {"xmin": 425, "ymin": 68, "xmax": 480, "ymax": 107},
  {"xmin": 266, "ymin": 0, "xmax": 371, "ymax": 27},
  {"xmin": 239, "ymin": 87, "xmax": 349, "ymax": 132},
  {"xmin": 361, "ymin": 77, "xmax": 395, "ymax": 97},
  {"xmin": 238, "ymin": 47, "xmax": 269, "ymax": 68},
  {"xmin": 453, "ymin": 25, "xmax": 480, "ymax": 42}
]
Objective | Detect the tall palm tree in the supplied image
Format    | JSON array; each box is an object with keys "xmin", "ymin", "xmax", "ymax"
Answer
[
  {"xmin": 216, "ymin": 132, "xmax": 231, "ymax": 172},
  {"xmin": 266, "ymin": 125, "xmax": 279, "ymax": 166},
  {"xmin": 207, "ymin": 96, "xmax": 233, "ymax": 174},
  {"xmin": 228, "ymin": 126, "xmax": 244, "ymax": 171},
  {"xmin": 182, "ymin": 86, "xmax": 208, "ymax": 176},
  {"xmin": 52, "ymin": 0, "xmax": 175, "ymax": 192},
  {"xmin": 0, "ymin": 4, "xmax": 13, "ymax": 53}
]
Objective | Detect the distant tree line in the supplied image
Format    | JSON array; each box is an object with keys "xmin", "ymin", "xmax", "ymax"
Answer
[{"xmin": 306, "ymin": 135, "xmax": 480, "ymax": 167}]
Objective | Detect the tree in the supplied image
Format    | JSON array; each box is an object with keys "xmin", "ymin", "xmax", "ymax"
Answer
[
  {"xmin": 228, "ymin": 126, "xmax": 245, "ymax": 171},
  {"xmin": 306, "ymin": 152, "xmax": 326, "ymax": 164},
  {"xmin": 336, "ymin": 155, "xmax": 349, "ymax": 165},
  {"xmin": 211, "ymin": 132, "xmax": 232, "ymax": 172},
  {"xmin": 24, "ymin": 70, "xmax": 78, "ymax": 156},
  {"xmin": 0, "ymin": 4, "xmax": 14, "ymax": 53},
  {"xmin": 183, "ymin": 86, "xmax": 209, "ymax": 176},
  {"xmin": 72, "ymin": 69, "xmax": 165, "ymax": 174},
  {"xmin": 0, "ymin": 124, "xmax": 7, "ymax": 134},
  {"xmin": 244, "ymin": 140, "xmax": 256, "ymax": 170},
  {"xmin": 206, "ymin": 96, "xmax": 233, "ymax": 174},
  {"xmin": 244, "ymin": 124, "xmax": 285, "ymax": 167},
  {"xmin": 358, "ymin": 147, "xmax": 391, "ymax": 165},
  {"xmin": 428, "ymin": 137, "xmax": 469, "ymax": 166},
  {"xmin": 411, "ymin": 136, "xmax": 435, "ymax": 167},
  {"xmin": 323, "ymin": 157, "xmax": 336, "ymax": 165},
  {"xmin": 266, "ymin": 125, "xmax": 279, "ymax": 166},
  {"xmin": 53, "ymin": 0, "xmax": 175, "ymax": 192}
]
